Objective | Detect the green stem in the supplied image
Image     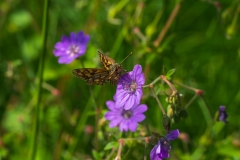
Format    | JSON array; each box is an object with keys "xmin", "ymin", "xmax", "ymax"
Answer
[{"xmin": 30, "ymin": 0, "xmax": 49, "ymax": 159}]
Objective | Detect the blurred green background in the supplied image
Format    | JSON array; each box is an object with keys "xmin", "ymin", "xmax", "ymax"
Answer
[{"xmin": 1, "ymin": 0, "xmax": 240, "ymax": 159}]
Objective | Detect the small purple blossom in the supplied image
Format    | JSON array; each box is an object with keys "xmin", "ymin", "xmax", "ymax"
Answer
[
  {"xmin": 150, "ymin": 129, "xmax": 180, "ymax": 160},
  {"xmin": 115, "ymin": 64, "xmax": 145, "ymax": 110},
  {"xmin": 219, "ymin": 106, "xmax": 228, "ymax": 123},
  {"xmin": 104, "ymin": 99, "xmax": 147, "ymax": 132},
  {"xmin": 53, "ymin": 31, "xmax": 90, "ymax": 64}
]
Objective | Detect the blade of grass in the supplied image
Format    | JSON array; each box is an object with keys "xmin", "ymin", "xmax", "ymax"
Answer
[{"xmin": 29, "ymin": 0, "xmax": 49, "ymax": 159}]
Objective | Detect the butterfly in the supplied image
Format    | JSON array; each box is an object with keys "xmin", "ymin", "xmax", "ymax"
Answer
[{"xmin": 72, "ymin": 51, "xmax": 130, "ymax": 85}]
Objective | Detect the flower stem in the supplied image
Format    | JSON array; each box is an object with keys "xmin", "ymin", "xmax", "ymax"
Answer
[
  {"xmin": 174, "ymin": 81, "xmax": 213, "ymax": 119},
  {"xmin": 144, "ymin": 139, "xmax": 147, "ymax": 160},
  {"xmin": 30, "ymin": 0, "xmax": 48, "ymax": 159},
  {"xmin": 114, "ymin": 139, "xmax": 123, "ymax": 160},
  {"xmin": 150, "ymin": 85, "xmax": 166, "ymax": 115},
  {"xmin": 142, "ymin": 76, "xmax": 161, "ymax": 88},
  {"xmin": 173, "ymin": 81, "xmax": 197, "ymax": 92},
  {"xmin": 184, "ymin": 94, "xmax": 198, "ymax": 109}
]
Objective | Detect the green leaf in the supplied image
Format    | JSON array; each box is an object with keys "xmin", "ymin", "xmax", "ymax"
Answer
[
  {"xmin": 92, "ymin": 150, "xmax": 104, "ymax": 160},
  {"xmin": 166, "ymin": 69, "xmax": 176, "ymax": 79},
  {"xmin": 104, "ymin": 141, "xmax": 118, "ymax": 150},
  {"xmin": 162, "ymin": 115, "xmax": 170, "ymax": 126}
]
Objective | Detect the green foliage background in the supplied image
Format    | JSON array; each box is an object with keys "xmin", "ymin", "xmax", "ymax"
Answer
[{"xmin": 0, "ymin": 0, "xmax": 240, "ymax": 159}]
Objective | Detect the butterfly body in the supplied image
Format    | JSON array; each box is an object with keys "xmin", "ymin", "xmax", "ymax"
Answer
[{"xmin": 72, "ymin": 52, "xmax": 125, "ymax": 85}]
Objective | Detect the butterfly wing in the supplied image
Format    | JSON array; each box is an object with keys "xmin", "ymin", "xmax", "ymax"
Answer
[
  {"xmin": 72, "ymin": 68, "xmax": 110, "ymax": 85},
  {"xmin": 98, "ymin": 51, "xmax": 116, "ymax": 70}
]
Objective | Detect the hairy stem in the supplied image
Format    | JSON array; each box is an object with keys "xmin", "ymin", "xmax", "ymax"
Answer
[{"xmin": 150, "ymin": 85, "xmax": 166, "ymax": 115}]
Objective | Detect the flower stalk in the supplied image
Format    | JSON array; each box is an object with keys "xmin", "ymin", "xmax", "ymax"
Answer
[
  {"xmin": 114, "ymin": 139, "xmax": 123, "ymax": 160},
  {"xmin": 150, "ymin": 84, "xmax": 166, "ymax": 115},
  {"xmin": 174, "ymin": 81, "xmax": 213, "ymax": 118}
]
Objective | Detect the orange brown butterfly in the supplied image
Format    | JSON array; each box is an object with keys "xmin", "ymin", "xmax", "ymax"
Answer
[{"xmin": 72, "ymin": 51, "xmax": 131, "ymax": 85}]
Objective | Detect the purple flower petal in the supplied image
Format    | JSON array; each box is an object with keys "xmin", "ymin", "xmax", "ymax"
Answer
[
  {"xmin": 150, "ymin": 145, "xmax": 162, "ymax": 160},
  {"xmin": 115, "ymin": 92, "xmax": 130, "ymax": 108},
  {"xmin": 106, "ymin": 101, "xmax": 116, "ymax": 111},
  {"xmin": 105, "ymin": 112, "xmax": 120, "ymax": 120},
  {"xmin": 219, "ymin": 106, "xmax": 228, "ymax": 123},
  {"xmin": 78, "ymin": 46, "xmax": 88, "ymax": 55},
  {"xmin": 135, "ymin": 89, "xmax": 142, "ymax": 104},
  {"xmin": 58, "ymin": 55, "xmax": 75, "ymax": 64},
  {"xmin": 166, "ymin": 129, "xmax": 180, "ymax": 141},
  {"xmin": 119, "ymin": 120, "xmax": 129, "ymax": 132},
  {"xmin": 119, "ymin": 73, "xmax": 132, "ymax": 84},
  {"xmin": 54, "ymin": 42, "xmax": 70, "ymax": 51},
  {"xmin": 128, "ymin": 121, "xmax": 138, "ymax": 132},
  {"xmin": 136, "ymin": 73, "xmax": 145, "ymax": 85},
  {"xmin": 132, "ymin": 64, "xmax": 142, "ymax": 80},
  {"xmin": 109, "ymin": 118, "xmax": 123, "ymax": 127},
  {"xmin": 70, "ymin": 32, "xmax": 77, "ymax": 43},
  {"xmin": 131, "ymin": 114, "xmax": 145, "ymax": 122},
  {"xmin": 76, "ymin": 31, "xmax": 84, "ymax": 43},
  {"xmin": 133, "ymin": 104, "xmax": 148, "ymax": 114},
  {"xmin": 159, "ymin": 145, "xmax": 169, "ymax": 158},
  {"xmin": 124, "ymin": 95, "xmax": 135, "ymax": 110}
]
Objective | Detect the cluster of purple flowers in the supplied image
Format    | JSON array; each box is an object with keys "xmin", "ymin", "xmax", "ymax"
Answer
[
  {"xmin": 105, "ymin": 64, "xmax": 147, "ymax": 132},
  {"xmin": 53, "ymin": 31, "xmax": 181, "ymax": 160},
  {"xmin": 53, "ymin": 31, "xmax": 147, "ymax": 132}
]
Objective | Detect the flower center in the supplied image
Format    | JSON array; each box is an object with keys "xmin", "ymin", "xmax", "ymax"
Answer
[
  {"xmin": 66, "ymin": 45, "xmax": 79, "ymax": 57},
  {"xmin": 123, "ymin": 81, "xmax": 137, "ymax": 93},
  {"xmin": 122, "ymin": 110, "xmax": 133, "ymax": 119}
]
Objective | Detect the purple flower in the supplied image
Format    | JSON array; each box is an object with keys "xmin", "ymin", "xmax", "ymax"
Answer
[
  {"xmin": 150, "ymin": 129, "xmax": 180, "ymax": 160},
  {"xmin": 53, "ymin": 31, "xmax": 90, "ymax": 64},
  {"xmin": 115, "ymin": 64, "xmax": 145, "ymax": 110},
  {"xmin": 219, "ymin": 106, "xmax": 228, "ymax": 123},
  {"xmin": 104, "ymin": 99, "xmax": 147, "ymax": 132}
]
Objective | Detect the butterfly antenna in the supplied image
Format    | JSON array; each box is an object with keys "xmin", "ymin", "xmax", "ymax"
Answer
[{"xmin": 119, "ymin": 52, "xmax": 132, "ymax": 64}]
